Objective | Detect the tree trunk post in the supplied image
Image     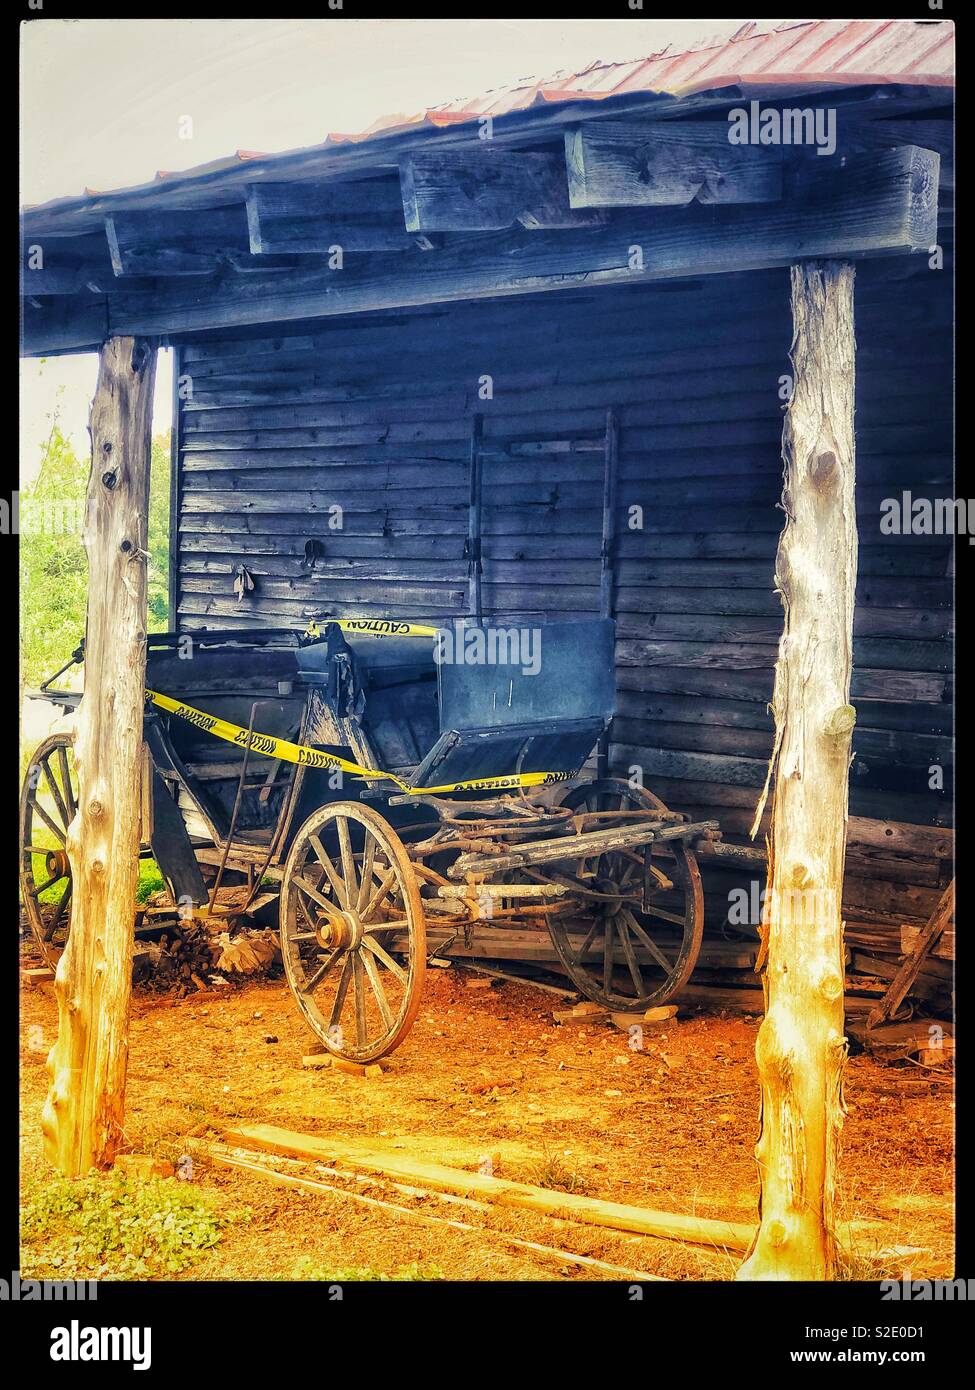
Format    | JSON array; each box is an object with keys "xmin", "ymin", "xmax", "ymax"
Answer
[
  {"xmin": 738, "ymin": 262, "xmax": 857, "ymax": 1281},
  {"xmin": 42, "ymin": 336, "xmax": 157, "ymax": 1177}
]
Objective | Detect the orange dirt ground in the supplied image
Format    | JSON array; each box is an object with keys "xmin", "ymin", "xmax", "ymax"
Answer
[{"xmin": 19, "ymin": 968, "xmax": 954, "ymax": 1281}]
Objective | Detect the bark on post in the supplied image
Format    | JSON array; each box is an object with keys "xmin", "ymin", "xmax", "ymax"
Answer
[
  {"xmin": 42, "ymin": 336, "xmax": 157, "ymax": 1176},
  {"xmin": 738, "ymin": 262, "xmax": 857, "ymax": 1281}
]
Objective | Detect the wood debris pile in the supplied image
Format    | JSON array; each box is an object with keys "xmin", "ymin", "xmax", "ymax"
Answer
[{"xmin": 133, "ymin": 904, "xmax": 281, "ymax": 996}]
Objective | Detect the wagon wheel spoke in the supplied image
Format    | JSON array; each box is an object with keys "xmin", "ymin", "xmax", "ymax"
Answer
[
  {"xmin": 361, "ymin": 866, "xmax": 396, "ymax": 923},
  {"xmin": 570, "ymin": 920, "xmax": 600, "ymax": 966},
  {"xmin": 622, "ymin": 909, "xmax": 674, "ymax": 973},
  {"xmin": 352, "ymin": 951, "xmax": 368, "ymax": 1049},
  {"xmin": 360, "ymin": 947, "xmax": 394, "ymax": 1029},
  {"xmin": 329, "ymin": 955, "xmax": 354, "ymax": 1031},
  {"xmin": 602, "ymin": 920, "xmax": 615, "ymax": 993},
  {"xmin": 42, "ymin": 760, "xmax": 71, "ymax": 833},
  {"xmin": 56, "ymin": 743, "xmax": 77, "ymax": 820},
  {"xmin": 308, "ymin": 834, "xmax": 347, "ymax": 908},
  {"xmin": 302, "ymin": 946, "xmax": 344, "ymax": 994},
  {"xmin": 47, "ymin": 883, "xmax": 72, "ymax": 940},
  {"xmin": 642, "ymin": 903, "xmax": 686, "ymax": 928},
  {"xmin": 28, "ymin": 795, "xmax": 66, "ymax": 845},
  {"xmin": 356, "ymin": 836, "xmax": 376, "ymax": 914},
  {"xmin": 617, "ymin": 857, "xmax": 640, "ymax": 887},
  {"xmin": 336, "ymin": 816, "xmax": 358, "ymax": 908},
  {"xmin": 360, "ymin": 933, "xmax": 408, "ymax": 984},
  {"xmin": 292, "ymin": 872, "xmax": 345, "ymax": 927},
  {"xmin": 296, "ymin": 895, "xmax": 319, "ymax": 934},
  {"xmin": 28, "ymin": 873, "xmax": 64, "ymax": 898},
  {"xmin": 617, "ymin": 916, "xmax": 645, "ymax": 996}
]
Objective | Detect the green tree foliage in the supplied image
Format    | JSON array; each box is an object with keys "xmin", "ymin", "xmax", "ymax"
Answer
[{"xmin": 20, "ymin": 425, "xmax": 171, "ymax": 691}]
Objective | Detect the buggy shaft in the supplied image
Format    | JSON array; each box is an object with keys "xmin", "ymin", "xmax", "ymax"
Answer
[{"xmin": 447, "ymin": 819, "xmax": 718, "ymax": 879}]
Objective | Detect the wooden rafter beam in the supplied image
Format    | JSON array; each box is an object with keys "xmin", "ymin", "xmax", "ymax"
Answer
[
  {"xmin": 245, "ymin": 182, "xmax": 426, "ymax": 253},
  {"xmin": 565, "ymin": 121, "xmax": 784, "ymax": 207},
  {"xmin": 399, "ymin": 146, "xmax": 609, "ymax": 232},
  {"xmin": 21, "ymin": 232, "xmax": 117, "ymax": 296},
  {"xmin": 845, "ymin": 117, "xmax": 953, "ymax": 190},
  {"xmin": 106, "ymin": 206, "xmax": 250, "ymax": 276},
  {"xmin": 22, "ymin": 147, "xmax": 938, "ymax": 356}
]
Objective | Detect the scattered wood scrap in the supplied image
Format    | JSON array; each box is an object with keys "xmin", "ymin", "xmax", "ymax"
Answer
[
  {"xmin": 867, "ymin": 881, "xmax": 955, "ymax": 1029},
  {"xmin": 20, "ymin": 966, "xmax": 55, "ymax": 987},
  {"xmin": 848, "ymin": 1019, "xmax": 954, "ymax": 1067}
]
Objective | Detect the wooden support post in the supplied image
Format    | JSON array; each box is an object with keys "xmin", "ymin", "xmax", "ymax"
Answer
[
  {"xmin": 42, "ymin": 336, "xmax": 157, "ymax": 1176},
  {"xmin": 738, "ymin": 262, "xmax": 857, "ymax": 1281}
]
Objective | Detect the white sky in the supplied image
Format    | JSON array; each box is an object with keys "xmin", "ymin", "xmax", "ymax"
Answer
[{"xmin": 20, "ymin": 16, "xmax": 776, "ymax": 483}]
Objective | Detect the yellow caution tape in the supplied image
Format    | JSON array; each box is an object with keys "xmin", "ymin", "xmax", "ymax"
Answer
[
  {"xmin": 304, "ymin": 618, "xmax": 439, "ymax": 640},
  {"xmin": 145, "ymin": 688, "xmax": 572, "ymax": 797}
]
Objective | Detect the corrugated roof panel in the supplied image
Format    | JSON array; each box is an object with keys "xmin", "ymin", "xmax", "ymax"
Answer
[
  {"xmin": 676, "ymin": 20, "xmax": 826, "ymax": 86},
  {"xmin": 540, "ymin": 57, "xmax": 652, "ymax": 99},
  {"xmin": 831, "ymin": 21, "xmax": 952, "ymax": 80},
  {"xmin": 745, "ymin": 19, "xmax": 887, "ymax": 78}
]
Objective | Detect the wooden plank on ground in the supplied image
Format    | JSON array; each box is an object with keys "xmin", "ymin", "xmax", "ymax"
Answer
[
  {"xmin": 203, "ymin": 1143, "xmax": 666, "ymax": 1279},
  {"xmin": 223, "ymin": 1123, "xmax": 754, "ymax": 1251}
]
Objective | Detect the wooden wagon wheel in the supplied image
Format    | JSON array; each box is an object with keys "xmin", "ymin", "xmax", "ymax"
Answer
[
  {"xmin": 20, "ymin": 733, "xmax": 77, "ymax": 968},
  {"xmin": 280, "ymin": 802, "xmax": 426, "ymax": 1063},
  {"xmin": 546, "ymin": 779, "xmax": 703, "ymax": 1011}
]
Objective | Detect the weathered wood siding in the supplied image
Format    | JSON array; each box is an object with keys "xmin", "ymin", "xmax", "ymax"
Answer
[{"xmin": 174, "ymin": 257, "xmax": 953, "ymax": 938}]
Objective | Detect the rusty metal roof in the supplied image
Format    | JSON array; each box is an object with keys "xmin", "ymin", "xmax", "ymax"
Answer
[
  {"xmin": 24, "ymin": 18, "xmax": 954, "ymax": 218},
  {"xmin": 422, "ymin": 17, "xmax": 955, "ymax": 122},
  {"xmin": 265, "ymin": 18, "xmax": 956, "ymax": 148}
]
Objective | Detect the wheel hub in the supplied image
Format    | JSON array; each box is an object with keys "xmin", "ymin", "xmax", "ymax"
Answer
[
  {"xmin": 317, "ymin": 909, "xmax": 364, "ymax": 951},
  {"xmin": 592, "ymin": 875, "xmax": 628, "ymax": 918},
  {"xmin": 45, "ymin": 849, "xmax": 70, "ymax": 881}
]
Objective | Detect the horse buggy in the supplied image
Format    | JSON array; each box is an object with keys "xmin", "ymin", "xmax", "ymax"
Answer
[{"xmin": 21, "ymin": 618, "xmax": 710, "ymax": 1062}]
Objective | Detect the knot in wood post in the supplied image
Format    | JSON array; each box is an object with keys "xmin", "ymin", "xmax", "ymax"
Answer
[
  {"xmin": 824, "ymin": 704, "xmax": 857, "ymax": 742},
  {"xmin": 809, "ymin": 449, "xmax": 839, "ymax": 489}
]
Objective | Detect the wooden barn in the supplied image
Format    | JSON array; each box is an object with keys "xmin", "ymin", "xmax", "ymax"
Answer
[{"xmin": 22, "ymin": 20, "xmax": 954, "ymax": 1241}]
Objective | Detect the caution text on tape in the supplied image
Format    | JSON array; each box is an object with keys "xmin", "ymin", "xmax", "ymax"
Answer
[{"xmin": 145, "ymin": 689, "xmax": 572, "ymax": 796}]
